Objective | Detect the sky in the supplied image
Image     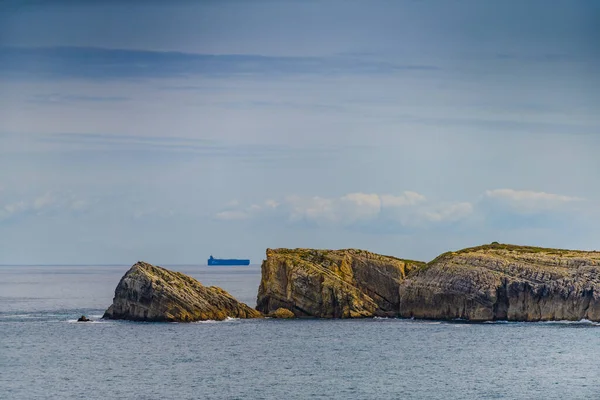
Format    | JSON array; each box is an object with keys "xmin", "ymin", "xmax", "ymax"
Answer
[{"xmin": 1, "ymin": 0, "xmax": 599, "ymax": 265}]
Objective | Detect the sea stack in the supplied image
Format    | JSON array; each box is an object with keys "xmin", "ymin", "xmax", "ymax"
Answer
[
  {"xmin": 256, "ymin": 248, "xmax": 425, "ymax": 318},
  {"xmin": 103, "ymin": 261, "xmax": 263, "ymax": 322},
  {"xmin": 398, "ymin": 243, "xmax": 600, "ymax": 321}
]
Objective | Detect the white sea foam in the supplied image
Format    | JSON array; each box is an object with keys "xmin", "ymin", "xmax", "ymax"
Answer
[
  {"xmin": 542, "ymin": 319, "xmax": 600, "ymax": 326},
  {"xmin": 194, "ymin": 317, "xmax": 240, "ymax": 324}
]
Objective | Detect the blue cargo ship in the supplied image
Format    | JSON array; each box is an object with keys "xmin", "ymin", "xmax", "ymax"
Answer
[{"xmin": 207, "ymin": 255, "xmax": 250, "ymax": 266}]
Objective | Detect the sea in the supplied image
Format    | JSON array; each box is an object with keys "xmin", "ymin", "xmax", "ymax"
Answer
[{"xmin": 2, "ymin": 264, "xmax": 600, "ymax": 400}]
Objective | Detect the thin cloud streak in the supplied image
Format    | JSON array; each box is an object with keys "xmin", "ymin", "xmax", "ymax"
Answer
[{"xmin": 0, "ymin": 46, "xmax": 440, "ymax": 80}]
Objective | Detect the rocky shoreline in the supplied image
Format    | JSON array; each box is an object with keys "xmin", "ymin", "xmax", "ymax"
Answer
[{"xmin": 103, "ymin": 243, "xmax": 600, "ymax": 323}]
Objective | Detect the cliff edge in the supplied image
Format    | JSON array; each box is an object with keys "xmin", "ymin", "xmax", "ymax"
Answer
[
  {"xmin": 399, "ymin": 243, "xmax": 600, "ymax": 321},
  {"xmin": 256, "ymin": 248, "xmax": 425, "ymax": 318},
  {"xmin": 103, "ymin": 261, "xmax": 262, "ymax": 322}
]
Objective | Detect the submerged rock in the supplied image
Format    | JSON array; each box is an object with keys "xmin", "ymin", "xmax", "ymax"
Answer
[
  {"xmin": 77, "ymin": 315, "xmax": 91, "ymax": 322},
  {"xmin": 256, "ymin": 248, "xmax": 425, "ymax": 318},
  {"xmin": 103, "ymin": 261, "xmax": 263, "ymax": 322},
  {"xmin": 399, "ymin": 243, "xmax": 600, "ymax": 321}
]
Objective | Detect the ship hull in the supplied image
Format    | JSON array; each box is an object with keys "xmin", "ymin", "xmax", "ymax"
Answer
[{"xmin": 207, "ymin": 259, "xmax": 250, "ymax": 266}]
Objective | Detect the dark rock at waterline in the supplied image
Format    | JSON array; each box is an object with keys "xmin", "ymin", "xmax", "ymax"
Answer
[{"xmin": 77, "ymin": 315, "xmax": 91, "ymax": 322}]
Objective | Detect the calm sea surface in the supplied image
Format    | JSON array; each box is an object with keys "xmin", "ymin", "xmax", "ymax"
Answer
[{"xmin": 2, "ymin": 264, "xmax": 600, "ymax": 399}]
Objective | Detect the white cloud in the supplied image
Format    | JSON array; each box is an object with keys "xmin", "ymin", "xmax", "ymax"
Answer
[
  {"xmin": 1, "ymin": 201, "xmax": 27, "ymax": 220},
  {"xmin": 0, "ymin": 192, "xmax": 92, "ymax": 222},
  {"xmin": 4, "ymin": 201, "xmax": 27, "ymax": 214},
  {"xmin": 340, "ymin": 193, "xmax": 381, "ymax": 221},
  {"xmin": 265, "ymin": 199, "xmax": 279, "ymax": 208},
  {"xmin": 381, "ymin": 191, "xmax": 426, "ymax": 207},
  {"xmin": 214, "ymin": 188, "xmax": 588, "ymax": 232},
  {"xmin": 215, "ymin": 190, "xmax": 465, "ymax": 229},
  {"xmin": 70, "ymin": 200, "xmax": 88, "ymax": 211},
  {"xmin": 215, "ymin": 210, "xmax": 249, "ymax": 220},
  {"xmin": 33, "ymin": 192, "xmax": 56, "ymax": 211},
  {"xmin": 484, "ymin": 189, "xmax": 583, "ymax": 213},
  {"xmin": 287, "ymin": 195, "xmax": 337, "ymax": 223},
  {"xmin": 421, "ymin": 202, "xmax": 473, "ymax": 223}
]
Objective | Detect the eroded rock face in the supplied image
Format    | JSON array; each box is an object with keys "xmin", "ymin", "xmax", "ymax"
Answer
[
  {"xmin": 399, "ymin": 244, "xmax": 600, "ymax": 321},
  {"xmin": 103, "ymin": 262, "xmax": 262, "ymax": 322},
  {"xmin": 256, "ymin": 248, "xmax": 425, "ymax": 318}
]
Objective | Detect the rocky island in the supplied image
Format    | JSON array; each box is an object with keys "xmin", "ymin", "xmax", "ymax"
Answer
[
  {"xmin": 257, "ymin": 244, "xmax": 600, "ymax": 322},
  {"xmin": 399, "ymin": 243, "xmax": 600, "ymax": 321},
  {"xmin": 256, "ymin": 248, "xmax": 425, "ymax": 318},
  {"xmin": 103, "ymin": 261, "xmax": 262, "ymax": 322}
]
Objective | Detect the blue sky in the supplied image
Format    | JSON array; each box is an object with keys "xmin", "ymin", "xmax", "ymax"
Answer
[{"xmin": 1, "ymin": 0, "xmax": 599, "ymax": 264}]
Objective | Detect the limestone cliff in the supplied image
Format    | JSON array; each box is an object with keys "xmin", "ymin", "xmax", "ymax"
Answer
[
  {"xmin": 399, "ymin": 243, "xmax": 600, "ymax": 321},
  {"xmin": 103, "ymin": 261, "xmax": 262, "ymax": 322},
  {"xmin": 256, "ymin": 248, "xmax": 425, "ymax": 318}
]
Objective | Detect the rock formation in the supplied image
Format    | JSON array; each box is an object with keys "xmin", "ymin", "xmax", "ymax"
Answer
[
  {"xmin": 256, "ymin": 248, "xmax": 425, "ymax": 318},
  {"xmin": 268, "ymin": 308, "xmax": 295, "ymax": 319},
  {"xmin": 103, "ymin": 261, "xmax": 262, "ymax": 322},
  {"xmin": 399, "ymin": 243, "xmax": 600, "ymax": 321},
  {"xmin": 77, "ymin": 315, "xmax": 91, "ymax": 322}
]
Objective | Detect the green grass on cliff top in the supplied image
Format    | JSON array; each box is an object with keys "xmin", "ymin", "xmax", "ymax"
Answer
[
  {"xmin": 268, "ymin": 243, "xmax": 599, "ymax": 270},
  {"xmin": 268, "ymin": 248, "xmax": 425, "ymax": 266},
  {"xmin": 428, "ymin": 242, "xmax": 600, "ymax": 266}
]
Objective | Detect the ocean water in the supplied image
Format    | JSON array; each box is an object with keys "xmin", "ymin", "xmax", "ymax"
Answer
[{"xmin": 2, "ymin": 265, "xmax": 600, "ymax": 399}]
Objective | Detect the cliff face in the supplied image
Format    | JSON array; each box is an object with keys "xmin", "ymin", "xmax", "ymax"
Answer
[
  {"xmin": 399, "ymin": 244, "xmax": 600, "ymax": 321},
  {"xmin": 103, "ymin": 262, "xmax": 262, "ymax": 322},
  {"xmin": 256, "ymin": 248, "xmax": 425, "ymax": 318}
]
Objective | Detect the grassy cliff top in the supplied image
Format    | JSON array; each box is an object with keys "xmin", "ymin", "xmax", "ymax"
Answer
[
  {"xmin": 428, "ymin": 242, "xmax": 600, "ymax": 266},
  {"xmin": 455, "ymin": 242, "xmax": 599, "ymax": 256},
  {"xmin": 266, "ymin": 248, "xmax": 425, "ymax": 266}
]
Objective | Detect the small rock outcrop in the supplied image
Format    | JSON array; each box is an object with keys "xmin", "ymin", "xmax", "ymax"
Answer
[
  {"xmin": 256, "ymin": 248, "xmax": 425, "ymax": 318},
  {"xmin": 268, "ymin": 308, "xmax": 295, "ymax": 319},
  {"xmin": 77, "ymin": 315, "xmax": 91, "ymax": 322},
  {"xmin": 399, "ymin": 243, "xmax": 600, "ymax": 321},
  {"xmin": 103, "ymin": 261, "xmax": 263, "ymax": 322}
]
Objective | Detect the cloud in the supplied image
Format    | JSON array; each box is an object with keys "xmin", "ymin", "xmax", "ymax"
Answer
[
  {"xmin": 213, "ymin": 188, "xmax": 591, "ymax": 234},
  {"xmin": 381, "ymin": 192, "xmax": 427, "ymax": 207},
  {"xmin": 215, "ymin": 191, "xmax": 470, "ymax": 230},
  {"xmin": 32, "ymin": 133, "xmax": 361, "ymax": 164},
  {"xmin": 0, "ymin": 191, "xmax": 90, "ymax": 222},
  {"xmin": 0, "ymin": 46, "xmax": 439, "ymax": 81},
  {"xmin": 265, "ymin": 199, "xmax": 279, "ymax": 208},
  {"xmin": 420, "ymin": 202, "xmax": 474, "ymax": 223},
  {"xmin": 0, "ymin": 201, "xmax": 27, "ymax": 220},
  {"xmin": 28, "ymin": 93, "xmax": 129, "ymax": 104},
  {"xmin": 484, "ymin": 189, "xmax": 583, "ymax": 213},
  {"xmin": 215, "ymin": 210, "xmax": 250, "ymax": 221},
  {"xmin": 32, "ymin": 192, "xmax": 56, "ymax": 211}
]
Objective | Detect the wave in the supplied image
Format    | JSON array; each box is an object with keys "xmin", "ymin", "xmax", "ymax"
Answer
[
  {"xmin": 191, "ymin": 317, "xmax": 241, "ymax": 324},
  {"xmin": 541, "ymin": 319, "xmax": 600, "ymax": 326}
]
